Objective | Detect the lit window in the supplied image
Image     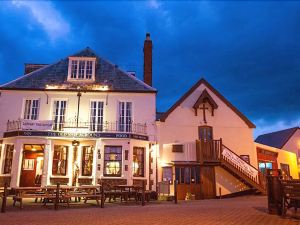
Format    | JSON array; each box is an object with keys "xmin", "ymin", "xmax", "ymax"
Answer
[
  {"xmin": 82, "ymin": 146, "xmax": 94, "ymax": 176},
  {"xmin": 3, "ymin": 144, "xmax": 14, "ymax": 174},
  {"xmin": 133, "ymin": 147, "xmax": 145, "ymax": 177},
  {"xmin": 68, "ymin": 58, "xmax": 95, "ymax": 81},
  {"xmin": 52, "ymin": 145, "xmax": 68, "ymax": 176},
  {"xmin": 23, "ymin": 99, "xmax": 40, "ymax": 120},
  {"xmin": 104, "ymin": 146, "xmax": 122, "ymax": 177}
]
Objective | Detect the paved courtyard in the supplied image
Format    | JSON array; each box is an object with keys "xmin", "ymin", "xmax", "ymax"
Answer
[{"xmin": 0, "ymin": 196, "xmax": 299, "ymax": 225}]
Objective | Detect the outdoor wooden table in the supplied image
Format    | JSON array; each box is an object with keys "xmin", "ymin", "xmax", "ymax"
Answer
[{"xmin": 113, "ymin": 185, "xmax": 142, "ymax": 202}]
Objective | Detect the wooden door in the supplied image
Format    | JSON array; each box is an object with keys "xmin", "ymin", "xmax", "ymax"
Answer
[
  {"xmin": 20, "ymin": 151, "xmax": 38, "ymax": 187},
  {"xmin": 175, "ymin": 166, "xmax": 201, "ymax": 200},
  {"xmin": 200, "ymin": 166, "xmax": 216, "ymax": 199}
]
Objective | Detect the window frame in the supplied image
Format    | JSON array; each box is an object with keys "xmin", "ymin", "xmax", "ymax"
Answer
[
  {"xmin": 52, "ymin": 99, "xmax": 67, "ymax": 131},
  {"xmin": 103, "ymin": 145, "xmax": 122, "ymax": 177},
  {"xmin": 133, "ymin": 147, "xmax": 145, "ymax": 177},
  {"xmin": 22, "ymin": 98, "xmax": 40, "ymax": 120},
  {"xmin": 67, "ymin": 57, "xmax": 96, "ymax": 82},
  {"xmin": 81, "ymin": 146, "xmax": 94, "ymax": 176},
  {"xmin": 89, "ymin": 100, "xmax": 104, "ymax": 132},
  {"xmin": 52, "ymin": 145, "xmax": 69, "ymax": 176},
  {"xmin": 3, "ymin": 144, "xmax": 14, "ymax": 174},
  {"xmin": 118, "ymin": 101, "xmax": 133, "ymax": 132}
]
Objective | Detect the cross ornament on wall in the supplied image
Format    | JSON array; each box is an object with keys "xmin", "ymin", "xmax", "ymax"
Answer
[{"xmin": 199, "ymin": 103, "xmax": 209, "ymax": 123}]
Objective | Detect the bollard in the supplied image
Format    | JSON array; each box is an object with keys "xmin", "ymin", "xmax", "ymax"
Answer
[
  {"xmin": 100, "ymin": 184, "xmax": 105, "ymax": 208},
  {"xmin": 54, "ymin": 183, "xmax": 60, "ymax": 211},
  {"xmin": 1, "ymin": 183, "xmax": 8, "ymax": 213},
  {"xmin": 142, "ymin": 180, "xmax": 145, "ymax": 206},
  {"xmin": 174, "ymin": 179, "xmax": 178, "ymax": 204}
]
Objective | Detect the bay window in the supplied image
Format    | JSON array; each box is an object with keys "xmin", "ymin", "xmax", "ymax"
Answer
[
  {"xmin": 3, "ymin": 144, "xmax": 14, "ymax": 174},
  {"xmin": 104, "ymin": 146, "xmax": 122, "ymax": 177},
  {"xmin": 82, "ymin": 146, "xmax": 94, "ymax": 176},
  {"xmin": 52, "ymin": 145, "xmax": 68, "ymax": 176},
  {"xmin": 133, "ymin": 147, "xmax": 145, "ymax": 177}
]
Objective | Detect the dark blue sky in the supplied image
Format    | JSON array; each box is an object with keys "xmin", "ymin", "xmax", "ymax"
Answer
[{"xmin": 0, "ymin": 1, "xmax": 300, "ymax": 136}]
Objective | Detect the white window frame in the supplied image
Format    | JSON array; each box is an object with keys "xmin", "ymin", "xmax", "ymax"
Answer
[
  {"xmin": 52, "ymin": 99, "xmax": 68, "ymax": 131},
  {"xmin": 67, "ymin": 57, "xmax": 96, "ymax": 82},
  {"xmin": 118, "ymin": 101, "xmax": 133, "ymax": 132},
  {"xmin": 89, "ymin": 100, "xmax": 105, "ymax": 132},
  {"xmin": 22, "ymin": 98, "xmax": 40, "ymax": 120}
]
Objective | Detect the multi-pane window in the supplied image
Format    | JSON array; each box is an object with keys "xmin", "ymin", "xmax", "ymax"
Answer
[
  {"xmin": 258, "ymin": 161, "xmax": 273, "ymax": 174},
  {"xmin": 69, "ymin": 59, "xmax": 94, "ymax": 80},
  {"xmin": 52, "ymin": 145, "xmax": 68, "ymax": 176},
  {"xmin": 3, "ymin": 145, "xmax": 14, "ymax": 174},
  {"xmin": 175, "ymin": 166, "xmax": 200, "ymax": 184},
  {"xmin": 52, "ymin": 100, "xmax": 67, "ymax": 131},
  {"xmin": 23, "ymin": 99, "xmax": 40, "ymax": 120},
  {"xmin": 104, "ymin": 146, "xmax": 122, "ymax": 177},
  {"xmin": 86, "ymin": 61, "xmax": 93, "ymax": 79},
  {"xmin": 71, "ymin": 60, "xmax": 78, "ymax": 78},
  {"xmin": 133, "ymin": 147, "xmax": 145, "ymax": 177},
  {"xmin": 78, "ymin": 60, "xmax": 85, "ymax": 79},
  {"xmin": 90, "ymin": 101, "xmax": 104, "ymax": 131},
  {"xmin": 82, "ymin": 146, "xmax": 94, "ymax": 176},
  {"xmin": 118, "ymin": 102, "xmax": 132, "ymax": 132}
]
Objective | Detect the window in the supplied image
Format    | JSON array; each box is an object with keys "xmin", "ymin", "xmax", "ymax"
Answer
[
  {"xmin": 172, "ymin": 145, "xmax": 184, "ymax": 153},
  {"xmin": 198, "ymin": 126, "xmax": 213, "ymax": 141},
  {"xmin": 23, "ymin": 159, "xmax": 34, "ymax": 170},
  {"xmin": 258, "ymin": 161, "xmax": 273, "ymax": 174},
  {"xmin": 68, "ymin": 59, "xmax": 95, "ymax": 80},
  {"xmin": 3, "ymin": 145, "xmax": 14, "ymax": 174},
  {"xmin": 104, "ymin": 146, "xmax": 122, "ymax": 177},
  {"xmin": 175, "ymin": 166, "xmax": 200, "ymax": 184},
  {"xmin": 280, "ymin": 163, "xmax": 290, "ymax": 177},
  {"xmin": 52, "ymin": 100, "xmax": 67, "ymax": 131},
  {"xmin": 52, "ymin": 145, "xmax": 68, "ymax": 176},
  {"xmin": 90, "ymin": 101, "xmax": 104, "ymax": 131},
  {"xmin": 82, "ymin": 146, "xmax": 94, "ymax": 176},
  {"xmin": 23, "ymin": 99, "xmax": 40, "ymax": 120},
  {"xmin": 119, "ymin": 102, "xmax": 132, "ymax": 132},
  {"xmin": 162, "ymin": 167, "xmax": 173, "ymax": 183},
  {"xmin": 133, "ymin": 147, "xmax": 145, "ymax": 177}
]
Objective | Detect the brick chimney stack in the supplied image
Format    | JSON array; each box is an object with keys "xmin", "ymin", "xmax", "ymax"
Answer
[{"xmin": 143, "ymin": 33, "xmax": 152, "ymax": 86}]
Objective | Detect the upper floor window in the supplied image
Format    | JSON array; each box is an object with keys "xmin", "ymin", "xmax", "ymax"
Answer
[
  {"xmin": 119, "ymin": 102, "xmax": 132, "ymax": 132},
  {"xmin": 23, "ymin": 99, "xmax": 40, "ymax": 120},
  {"xmin": 90, "ymin": 101, "xmax": 104, "ymax": 132},
  {"xmin": 68, "ymin": 57, "xmax": 96, "ymax": 81},
  {"xmin": 52, "ymin": 100, "xmax": 67, "ymax": 131}
]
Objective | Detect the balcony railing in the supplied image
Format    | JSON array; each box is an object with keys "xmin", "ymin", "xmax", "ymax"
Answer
[{"xmin": 6, "ymin": 119, "xmax": 147, "ymax": 135}]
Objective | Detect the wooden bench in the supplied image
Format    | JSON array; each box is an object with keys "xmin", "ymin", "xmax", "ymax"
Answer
[{"xmin": 281, "ymin": 180, "xmax": 300, "ymax": 217}]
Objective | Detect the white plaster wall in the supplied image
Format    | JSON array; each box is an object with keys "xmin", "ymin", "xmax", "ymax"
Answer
[
  {"xmin": 283, "ymin": 129, "xmax": 300, "ymax": 156},
  {"xmin": 0, "ymin": 90, "xmax": 156, "ymax": 141},
  {"xmin": 157, "ymin": 83, "xmax": 256, "ymax": 167}
]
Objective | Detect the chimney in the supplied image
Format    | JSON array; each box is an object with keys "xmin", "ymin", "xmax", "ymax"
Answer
[
  {"xmin": 143, "ymin": 33, "xmax": 152, "ymax": 86},
  {"xmin": 24, "ymin": 63, "xmax": 48, "ymax": 75}
]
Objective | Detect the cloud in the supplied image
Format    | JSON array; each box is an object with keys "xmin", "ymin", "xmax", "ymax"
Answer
[
  {"xmin": 11, "ymin": 1, "xmax": 70, "ymax": 41},
  {"xmin": 254, "ymin": 118, "xmax": 300, "ymax": 138},
  {"xmin": 147, "ymin": 0, "xmax": 162, "ymax": 9}
]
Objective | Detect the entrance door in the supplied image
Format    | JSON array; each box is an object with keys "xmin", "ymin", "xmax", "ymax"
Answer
[
  {"xmin": 20, "ymin": 145, "xmax": 44, "ymax": 187},
  {"xmin": 175, "ymin": 166, "xmax": 201, "ymax": 200},
  {"xmin": 200, "ymin": 166, "xmax": 216, "ymax": 199}
]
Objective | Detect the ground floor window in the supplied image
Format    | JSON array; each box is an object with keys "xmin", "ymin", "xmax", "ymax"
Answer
[
  {"xmin": 104, "ymin": 146, "xmax": 122, "ymax": 177},
  {"xmin": 82, "ymin": 146, "xmax": 94, "ymax": 176},
  {"xmin": 162, "ymin": 167, "xmax": 173, "ymax": 183},
  {"xmin": 133, "ymin": 147, "xmax": 145, "ymax": 177},
  {"xmin": 280, "ymin": 163, "xmax": 290, "ymax": 177},
  {"xmin": 258, "ymin": 161, "xmax": 273, "ymax": 174},
  {"xmin": 3, "ymin": 144, "xmax": 14, "ymax": 174},
  {"xmin": 175, "ymin": 166, "xmax": 200, "ymax": 184},
  {"xmin": 52, "ymin": 145, "xmax": 68, "ymax": 176}
]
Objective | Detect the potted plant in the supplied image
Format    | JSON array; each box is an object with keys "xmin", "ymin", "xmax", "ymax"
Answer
[{"xmin": 185, "ymin": 192, "xmax": 195, "ymax": 200}]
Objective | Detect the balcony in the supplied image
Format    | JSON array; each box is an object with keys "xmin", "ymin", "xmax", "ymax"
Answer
[{"xmin": 6, "ymin": 119, "xmax": 147, "ymax": 135}]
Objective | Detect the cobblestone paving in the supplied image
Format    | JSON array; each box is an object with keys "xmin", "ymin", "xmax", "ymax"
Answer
[{"xmin": 0, "ymin": 196, "xmax": 299, "ymax": 225}]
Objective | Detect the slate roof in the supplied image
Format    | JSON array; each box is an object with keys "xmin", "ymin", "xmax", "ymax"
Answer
[
  {"xmin": 255, "ymin": 127, "xmax": 299, "ymax": 149},
  {"xmin": 0, "ymin": 47, "xmax": 156, "ymax": 93}
]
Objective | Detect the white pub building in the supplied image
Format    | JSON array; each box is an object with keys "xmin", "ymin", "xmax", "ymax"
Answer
[{"xmin": 0, "ymin": 34, "xmax": 157, "ymax": 189}]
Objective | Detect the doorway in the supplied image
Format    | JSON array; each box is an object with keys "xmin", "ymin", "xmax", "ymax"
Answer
[{"xmin": 19, "ymin": 144, "xmax": 44, "ymax": 187}]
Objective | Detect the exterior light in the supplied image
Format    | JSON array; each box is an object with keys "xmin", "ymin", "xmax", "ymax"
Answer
[
  {"xmin": 98, "ymin": 85, "xmax": 109, "ymax": 91},
  {"xmin": 72, "ymin": 140, "xmax": 80, "ymax": 146}
]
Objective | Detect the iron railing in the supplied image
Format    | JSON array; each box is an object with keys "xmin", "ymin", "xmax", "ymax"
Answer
[{"xmin": 6, "ymin": 119, "xmax": 147, "ymax": 135}]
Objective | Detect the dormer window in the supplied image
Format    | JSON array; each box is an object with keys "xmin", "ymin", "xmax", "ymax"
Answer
[{"xmin": 68, "ymin": 57, "xmax": 96, "ymax": 81}]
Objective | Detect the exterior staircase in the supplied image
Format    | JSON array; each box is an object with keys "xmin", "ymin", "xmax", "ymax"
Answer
[{"xmin": 196, "ymin": 139, "xmax": 266, "ymax": 194}]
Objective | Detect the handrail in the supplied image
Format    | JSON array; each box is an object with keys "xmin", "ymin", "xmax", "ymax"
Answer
[{"xmin": 6, "ymin": 119, "xmax": 147, "ymax": 135}]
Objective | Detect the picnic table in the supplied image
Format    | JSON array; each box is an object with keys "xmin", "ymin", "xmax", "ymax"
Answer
[{"xmin": 12, "ymin": 184, "xmax": 104, "ymax": 210}]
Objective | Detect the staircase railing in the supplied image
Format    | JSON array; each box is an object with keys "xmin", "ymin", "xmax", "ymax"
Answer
[{"xmin": 221, "ymin": 144, "xmax": 263, "ymax": 188}]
